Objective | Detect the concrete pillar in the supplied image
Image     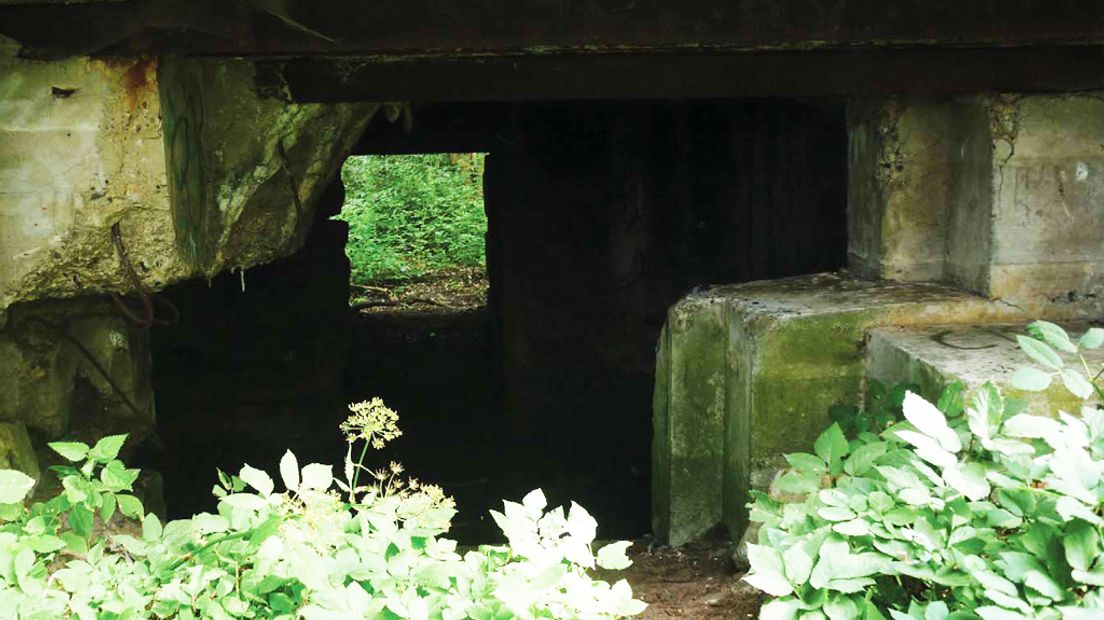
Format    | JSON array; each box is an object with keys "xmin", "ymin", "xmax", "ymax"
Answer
[{"xmin": 847, "ymin": 92, "xmax": 1104, "ymax": 317}]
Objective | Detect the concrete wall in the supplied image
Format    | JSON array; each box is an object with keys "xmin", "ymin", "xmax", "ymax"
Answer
[
  {"xmin": 847, "ymin": 92, "xmax": 1104, "ymax": 317},
  {"xmin": 0, "ymin": 43, "xmax": 376, "ymax": 319},
  {"xmin": 0, "ymin": 45, "xmax": 378, "ymax": 483}
]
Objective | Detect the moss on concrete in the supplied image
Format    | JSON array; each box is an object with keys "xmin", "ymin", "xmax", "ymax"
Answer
[
  {"xmin": 654, "ymin": 273, "xmax": 1028, "ymax": 545},
  {"xmin": 0, "ymin": 422, "xmax": 40, "ymax": 482},
  {"xmin": 653, "ymin": 291, "xmax": 728, "ymax": 546},
  {"xmin": 159, "ymin": 57, "xmax": 380, "ymax": 276}
]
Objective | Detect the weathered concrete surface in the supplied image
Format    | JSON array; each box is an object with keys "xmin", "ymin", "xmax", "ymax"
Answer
[
  {"xmin": 847, "ymin": 92, "xmax": 1104, "ymax": 317},
  {"xmin": 0, "ymin": 422, "xmax": 39, "ymax": 481},
  {"xmin": 986, "ymin": 95, "xmax": 1104, "ymax": 315},
  {"xmin": 652, "ymin": 296, "xmax": 728, "ymax": 547},
  {"xmin": 0, "ymin": 40, "xmax": 378, "ymax": 319},
  {"xmin": 0, "ymin": 298, "xmax": 155, "ymax": 442},
  {"xmin": 159, "ymin": 57, "xmax": 378, "ymax": 275},
  {"xmin": 0, "ymin": 38, "xmax": 174, "ymax": 315},
  {"xmin": 653, "ymin": 273, "xmax": 1026, "ymax": 546},
  {"xmin": 867, "ymin": 324, "xmax": 1102, "ymax": 414},
  {"xmin": 0, "ymin": 46, "xmax": 377, "ymax": 486},
  {"xmin": 847, "ymin": 98, "xmax": 960, "ymax": 281}
]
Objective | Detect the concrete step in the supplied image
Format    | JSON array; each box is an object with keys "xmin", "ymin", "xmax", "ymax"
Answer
[{"xmin": 866, "ymin": 323, "xmax": 1102, "ymax": 413}]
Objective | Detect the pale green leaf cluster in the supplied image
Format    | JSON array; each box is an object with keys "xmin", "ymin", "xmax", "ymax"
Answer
[
  {"xmin": 745, "ymin": 323, "xmax": 1104, "ymax": 620},
  {"xmin": 0, "ymin": 411, "xmax": 644, "ymax": 618}
]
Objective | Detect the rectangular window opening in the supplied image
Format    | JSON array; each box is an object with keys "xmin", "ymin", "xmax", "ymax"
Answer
[{"xmin": 336, "ymin": 153, "xmax": 489, "ymax": 313}]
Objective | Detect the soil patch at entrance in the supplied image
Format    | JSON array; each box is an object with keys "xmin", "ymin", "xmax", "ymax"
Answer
[{"xmin": 600, "ymin": 541, "xmax": 764, "ymax": 619}]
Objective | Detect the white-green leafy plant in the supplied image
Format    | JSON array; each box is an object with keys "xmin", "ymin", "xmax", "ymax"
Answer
[
  {"xmin": 744, "ymin": 321, "xmax": 1104, "ymax": 620},
  {"xmin": 0, "ymin": 398, "xmax": 646, "ymax": 619}
]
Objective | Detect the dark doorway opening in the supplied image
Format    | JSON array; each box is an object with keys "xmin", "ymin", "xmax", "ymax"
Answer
[{"xmin": 150, "ymin": 98, "xmax": 848, "ymax": 543}]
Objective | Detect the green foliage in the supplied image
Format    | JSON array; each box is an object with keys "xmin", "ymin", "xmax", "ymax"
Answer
[
  {"xmin": 0, "ymin": 399, "xmax": 645, "ymax": 619},
  {"xmin": 338, "ymin": 154, "xmax": 488, "ymax": 284},
  {"xmin": 744, "ymin": 323, "xmax": 1104, "ymax": 619}
]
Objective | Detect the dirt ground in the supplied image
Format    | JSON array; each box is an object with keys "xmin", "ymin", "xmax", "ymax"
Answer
[
  {"xmin": 600, "ymin": 540, "xmax": 764, "ymax": 619},
  {"xmin": 351, "ymin": 267, "xmax": 488, "ymax": 313}
]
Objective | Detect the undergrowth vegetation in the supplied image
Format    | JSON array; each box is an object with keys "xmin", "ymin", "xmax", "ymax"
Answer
[
  {"xmin": 744, "ymin": 321, "xmax": 1104, "ymax": 619},
  {"xmin": 338, "ymin": 154, "xmax": 487, "ymax": 285},
  {"xmin": 0, "ymin": 398, "xmax": 644, "ymax": 619}
]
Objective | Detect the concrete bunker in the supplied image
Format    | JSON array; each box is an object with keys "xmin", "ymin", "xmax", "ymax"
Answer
[
  {"xmin": 147, "ymin": 100, "xmax": 850, "ymax": 540},
  {"xmin": 0, "ymin": 2, "xmax": 1100, "ymax": 562}
]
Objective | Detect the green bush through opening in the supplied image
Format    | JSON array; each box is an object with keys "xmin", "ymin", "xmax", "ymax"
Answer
[{"xmin": 337, "ymin": 153, "xmax": 488, "ymax": 286}]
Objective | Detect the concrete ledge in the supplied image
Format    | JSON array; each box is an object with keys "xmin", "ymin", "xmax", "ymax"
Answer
[
  {"xmin": 867, "ymin": 324, "xmax": 1102, "ymax": 413},
  {"xmin": 653, "ymin": 272, "xmax": 1025, "ymax": 546}
]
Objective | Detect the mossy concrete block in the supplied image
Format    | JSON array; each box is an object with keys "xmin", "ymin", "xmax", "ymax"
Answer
[
  {"xmin": 867, "ymin": 324, "xmax": 1102, "ymax": 414},
  {"xmin": 0, "ymin": 422, "xmax": 40, "ymax": 483},
  {"xmin": 653, "ymin": 272, "xmax": 1026, "ymax": 545},
  {"xmin": 653, "ymin": 292, "xmax": 729, "ymax": 546}
]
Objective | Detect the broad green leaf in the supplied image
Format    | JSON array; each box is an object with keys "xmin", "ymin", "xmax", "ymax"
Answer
[
  {"xmin": 936, "ymin": 382, "xmax": 966, "ymax": 418},
  {"xmin": 0, "ymin": 470, "xmax": 36, "ymax": 504},
  {"xmin": 814, "ymin": 423, "xmax": 849, "ymax": 474},
  {"xmin": 596, "ymin": 541, "xmax": 633, "ymax": 570},
  {"xmin": 1016, "ymin": 335, "xmax": 1063, "ymax": 370},
  {"xmin": 902, "ymin": 391, "xmax": 961, "ymax": 452},
  {"xmin": 1002, "ymin": 414, "xmax": 1061, "ymax": 440},
  {"xmin": 844, "ymin": 442, "xmax": 887, "ymax": 476},
  {"xmin": 833, "ymin": 519, "xmax": 870, "ymax": 537},
  {"xmin": 142, "ymin": 513, "xmax": 163, "ymax": 541},
  {"xmin": 1022, "ymin": 569, "xmax": 1063, "ymax": 600},
  {"xmin": 1071, "ymin": 567, "xmax": 1104, "ymax": 586},
  {"xmin": 782, "ymin": 544, "xmax": 813, "ymax": 584},
  {"xmin": 818, "ymin": 506, "xmax": 856, "ymax": 522},
  {"xmin": 1011, "ymin": 367, "xmax": 1052, "ymax": 392},
  {"xmin": 975, "ymin": 607, "xmax": 1026, "ymax": 620},
  {"xmin": 100, "ymin": 460, "xmax": 138, "ymax": 492},
  {"xmin": 775, "ymin": 470, "xmax": 822, "ymax": 495},
  {"xmin": 48, "ymin": 442, "xmax": 89, "ymax": 462},
  {"xmin": 998, "ymin": 551, "xmax": 1044, "ymax": 582},
  {"xmin": 895, "ymin": 429, "xmax": 956, "ymax": 468},
  {"xmin": 89, "ymin": 434, "xmax": 128, "ymax": 462},
  {"xmin": 924, "ymin": 601, "xmax": 949, "ymax": 620},
  {"xmin": 26, "ymin": 535, "xmax": 66, "ymax": 554},
  {"xmin": 824, "ymin": 597, "xmax": 859, "ymax": 620},
  {"xmin": 743, "ymin": 569, "xmax": 792, "ymax": 596},
  {"xmin": 1062, "ymin": 519, "xmax": 1099, "ymax": 572},
  {"xmin": 279, "ymin": 450, "xmax": 300, "ymax": 493},
  {"xmin": 943, "ymin": 462, "xmax": 990, "ymax": 501},
  {"xmin": 116, "ymin": 493, "xmax": 144, "ymax": 519},
  {"xmin": 1078, "ymin": 327, "xmax": 1104, "ymax": 349},
  {"xmin": 300, "ymin": 463, "xmax": 333, "ymax": 491},
  {"xmin": 759, "ymin": 598, "xmax": 800, "ymax": 620},
  {"xmin": 882, "ymin": 507, "xmax": 917, "ymax": 526},
  {"xmin": 785, "ymin": 452, "xmax": 827, "ymax": 474},
  {"xmin": 239, "ymin": 464, "xmax": 274, "ymax": 497},
  {"xmin": 825, "ymin": 576, "xmax": 875, "ymax": 593},
  {"xmin": 100, "ymin": 492, "xmax": 116, "ymax": 522},
  {"xmin": 1060, "ymin": 368, "xmax": 1094, "ymax": 399},
  {"xmin": 1027, "ymin": 321, "xmax": 1077, "ymax": 353},
  {"xmin": 69, "ymin": 504, "xmax": 93, "ymax": 538}
]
